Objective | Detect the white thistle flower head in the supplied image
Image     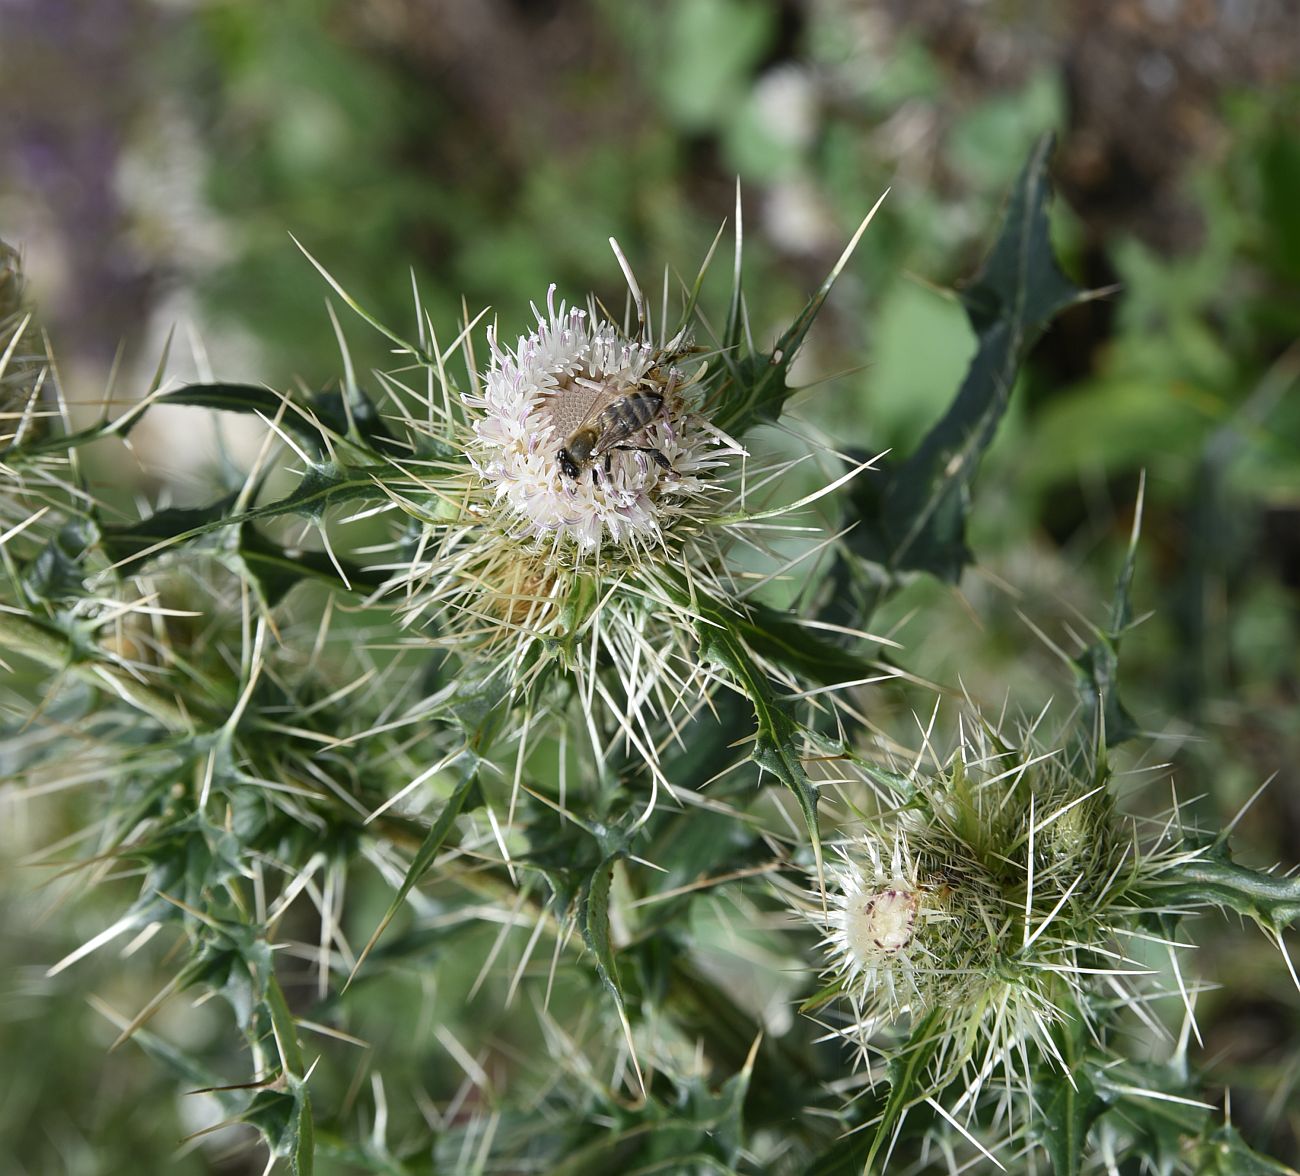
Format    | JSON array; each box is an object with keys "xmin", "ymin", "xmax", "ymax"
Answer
[
  {"xmin": 819, "ymin": 832, "xmax": 953, "ymax": 1024},
  {"xmin": 371, "ymin": 211, "xmax": 888, "ymax": 784},
  {"xmin": 464, "ymin": 285, "xmax": 740, "ymax": 555}
]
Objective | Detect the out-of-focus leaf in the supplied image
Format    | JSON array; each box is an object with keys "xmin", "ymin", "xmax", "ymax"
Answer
[
  {"xmin": 1074, "ymin": 479, "xmax": 1142, "ymax": 747},
  {"xmin": 1093, "ymin": 1057, "xmax": 1206, "ymax": 1171},
  {"xmin": 150, "ymin": 382, "xmax": 408, "ymax": 458},
  {"xmin": 150, "ymin": 383, "xmax": 323, "ymax": 447},
  {"xmin": 100, "ymin": 493, "xmax": 240, "ymax": 573},
  {"xmin": 348, "ymin": 766, "xmax": 482, "ymax": 985},
  {"xmin": 99, "ymin": 464, "xmax": 387, "ymax": 574},
  {"xmin": 1039, "ymin": 1026, "xmax": 1104, "ymax": 1176},
  {"xmin": 21, "ymin": 521, "xmax": 94, "ymax": 603},
  {"xmin": 310, "ymin": 385, "xmax": 409, "ymax": 455},
  {"xmin": 802, "ymin": 1129, "xmax": 875, "ymax": 1176},
  {"xmin": 238, "ymin": 523, "xmax": 380, "ymax": 606},
  {"xmin": 843, "ymin": 134, "xmax": 1084, "ymax": 606}
]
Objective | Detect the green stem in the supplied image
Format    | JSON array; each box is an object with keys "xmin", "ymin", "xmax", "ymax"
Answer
[{"xmin": 0, "ymin": 611, "xmax": 195, "ymax": 733}]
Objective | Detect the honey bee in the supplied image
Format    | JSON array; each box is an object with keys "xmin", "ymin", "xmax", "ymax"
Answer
[{"xmin": 556, "ymin": 385, "xmax": 673, "ymax": 481}]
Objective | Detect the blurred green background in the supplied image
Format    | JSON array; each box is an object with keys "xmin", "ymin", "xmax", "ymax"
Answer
[{"xmin": 3, "ymin": 0, "xmax": 1299, "ymax": 1170}]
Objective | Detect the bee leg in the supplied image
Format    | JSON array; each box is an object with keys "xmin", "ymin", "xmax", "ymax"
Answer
[{"xmin": 611, "ymin": 444, "xmax": 672, "ymax": 472}]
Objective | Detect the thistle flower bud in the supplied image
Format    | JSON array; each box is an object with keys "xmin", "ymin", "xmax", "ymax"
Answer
[{"xmin": 808, "ymin": 720, "xmax": 1190, "ymax": 1101}]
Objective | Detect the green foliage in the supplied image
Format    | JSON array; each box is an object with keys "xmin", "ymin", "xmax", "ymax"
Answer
[
  {"xmin": 5, "ymin": 88, "xmax": 1300, "ymax": 1176},
  {"xmin": 841, "ymin": 134, "xmax": 1085, "ymax": 615}
]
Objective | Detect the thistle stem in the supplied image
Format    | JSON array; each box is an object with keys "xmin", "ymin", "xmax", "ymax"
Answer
[{"xmin": 0, "ymin": 611, "xmax": 195, "ymax": 733}]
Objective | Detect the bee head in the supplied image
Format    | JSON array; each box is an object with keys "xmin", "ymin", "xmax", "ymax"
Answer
[{"xmin": 557, "ymin": 448, "xmax": 583, "ymax": 480}]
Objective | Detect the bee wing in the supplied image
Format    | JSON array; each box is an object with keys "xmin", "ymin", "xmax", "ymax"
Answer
[
  {"xmin": 552, "ymin": 380, "xmax": 618, "ymax": 440},
  {"xmin": 592, "ymin": 392, "xmax": 662, "ymax": 455}
]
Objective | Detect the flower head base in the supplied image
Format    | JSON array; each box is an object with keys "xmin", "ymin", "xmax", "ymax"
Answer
[{"xmin": 466, "ymin": 287, "xmax": 740, "ymax": 556}]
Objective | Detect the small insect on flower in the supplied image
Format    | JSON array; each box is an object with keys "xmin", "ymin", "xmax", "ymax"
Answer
[{"xmin": 555, "ymin": 383, "xmax": 674, "ymax": 481}]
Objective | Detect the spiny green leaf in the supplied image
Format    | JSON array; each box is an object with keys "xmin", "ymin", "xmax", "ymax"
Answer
[
  {"xmin": 91, "ymin": 1002, "xmax": 233, "ymax": 1101},
  {"xmin": 244, "ymin": 1086, "xmax": 315, "ymax": 1176},
  {"xmin": 1074, "ymin": 478, "xmax": 1143, "ymax": 747},
  {"xmin": 292, "ymin": 1096, "xmax": 316, "ymax": 1176},
  {"xmin": 264, "ymin": 974, "xmax": 306, "ymax": 1076},
  {"xmin": 98, "ymin": 464, "xmax": 387, "ymax": 574},
  {"xmin": 863, "ymin": 1009, "xmax": 943, "ymax": 1173},
  {"xmin": 737, "ymin": 601, "xmax": 883, "ymax": 690},
  {"xmin": 0, "ymin": 400, "xmax": 151, "ymax": 464},
  {"xmin": 690, "ymin": 599, "xmax": 821, "ymax": 858},
  {"xmin": 446, "ymin": 668, "xmax": 514, "ymax": 752},
  {"xmin": 1039, "ymin": 1025, "xmax": 1105, "ymax": 1176},
  {"xmin": 711, "ymin": 191, "xmax": 888, "ymax": 438},
  {"xmin": 310, "ymin": 384, "xmax": 408, "ymax": 455},
  {"xmin": 348, "ymin": 765, "xmax": 481, "ymax": 985},
  {"xmin": 1154, "ymin": 841, "xmax": 1300, "ymax": 932},
  {"xmin": 0, "ymin": 610, "xmax": 196, "ymax": 731},
  {"xmin": 575, "ymin": 824, "xmax": 647, "ymax": 1095},
  {"xmin": 581, "ymin": 851, "xmax": 632, "ymax": 1030},
  {"xmin": 657, "ymin": 569, "xmax": 822, "ymax": 854},
  {"xmin": 1190, "ymin": 1124, "xmax": 1300, "ymax": 1175},
  {"xmin": 1072, "ymin": 639, "xmax": 1137, "ymax": 749},
  {"xmin": 798, "ymin": 975, "xmax": 847, "ymax": 1015},
  {"xmin": 256, "ymin": 462, "xmax": 354, "ymax": 525},
  {"xmin": 843, "ymin": 134, "xmax": 1085, "ymax": 603}
]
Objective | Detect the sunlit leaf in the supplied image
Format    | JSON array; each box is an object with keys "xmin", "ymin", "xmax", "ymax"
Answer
[{"xmin": 842, "ymin": 134, "xmax": 1085, "ymax": 609}]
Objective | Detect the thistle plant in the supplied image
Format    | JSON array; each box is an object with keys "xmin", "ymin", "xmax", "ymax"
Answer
[
  {"xmin": 4, "ymin": 137, "xmax": 1300, "ymax": 1175},
  {"xmin": 802, "ymin": 712, "xmax": 1224, "ymax": 1171}
]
